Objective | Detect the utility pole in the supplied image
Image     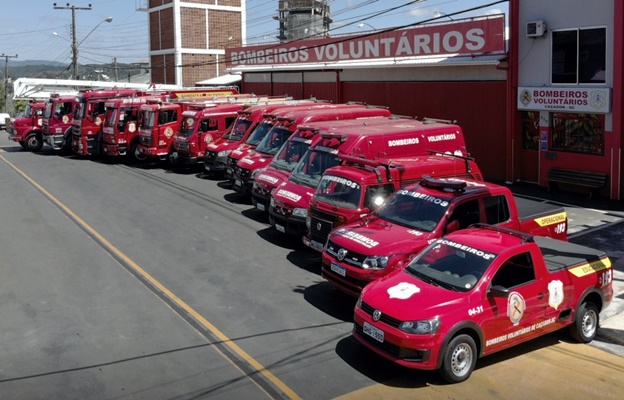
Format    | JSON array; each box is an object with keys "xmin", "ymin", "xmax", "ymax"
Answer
[
  {"xmin": 53, "ymin": 3, "xmax": 92, "ymax": 80},
  {"xmin": 1, "ymin": 53, "xmax": 18, "ymax": 113},
  {"xmin": 113, "ymin": 57, "xmax": 119, "ymax": 81}
]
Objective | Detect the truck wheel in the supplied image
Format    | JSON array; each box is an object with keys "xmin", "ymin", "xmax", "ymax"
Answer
[
  {"xmin": 569, "ymin": 301, "xmax": 599, "ymax": 343},
  {"xmin": 18, "ymin": 141, "xmax": 26, "ymax": 149},
  {"xmin": 128, "ymin": 141, "xmax": 147, "ymax": 163},
  {"xmin": 62, "ymin": 131, "xmax": 73, "ymax": 155},
  {"xmin": 439, "ymin": 334, "xmax": 477, "ymax": 383},
  {"xmin": 25, "ymin": 132, "xmax": 43, "ymax": 152}
]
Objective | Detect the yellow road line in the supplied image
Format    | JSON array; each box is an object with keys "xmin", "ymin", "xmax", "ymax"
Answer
[{"xmin": 0, "ymin": 154, "xmax": 301, "ymax": 400}]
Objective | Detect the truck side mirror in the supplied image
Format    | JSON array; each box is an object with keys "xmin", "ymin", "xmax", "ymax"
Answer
[
  {"xmin": 445, "ymin": 220, "xmax": 459, "ymax": 234},
  {"xmin": 488, "ymin": 285, "xmax": 509, "ymax": 298}
]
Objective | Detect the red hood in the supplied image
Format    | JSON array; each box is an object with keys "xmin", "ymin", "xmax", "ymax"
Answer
[
  {"xmin": 238, "ymin": 151, "xmax": 273, "ymax": 170},
  {"xmin": 361, "ymin": 269, "xmax": 467, "ymax": 320},
  {"xmin": 229, "ymin": 144, "xmax": 253, "ymax": 160},
  {"xmin": 206, "ymin": 139, "xmax": 241, "ymax": 152},
  {"xmin": 272, "ymin": 180, "xmax": 315, "ymax": 209},
  {"xmin": 329, "ymin": 216, "xmax": 436, "ymax": 258},
  {"xmin": 255, "ymin": 167, "xmax": 290, "ymax": 189}
]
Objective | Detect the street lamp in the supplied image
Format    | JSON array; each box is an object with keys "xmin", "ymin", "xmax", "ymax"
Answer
[
  {"xmin": 72, "ymin": 17, "xmax": 113, "ymax": 80},
  {"xmin": 358, "ymin": 21, "xmax": 376, "ymax": 30}
]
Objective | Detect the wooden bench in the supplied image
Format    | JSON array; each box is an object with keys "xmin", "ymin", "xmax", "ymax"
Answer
[{"xmin": 547, "ymin": 167, "xmax": 607, "ymax": 198}]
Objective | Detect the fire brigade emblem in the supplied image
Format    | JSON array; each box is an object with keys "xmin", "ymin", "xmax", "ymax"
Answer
[
  {"xmin": 589, "ymin": 91, "xmax": 607, "ymax": 110},
  {"xmin": 387, "ymin": 282, "xmax": 420, "ymax": 299},
  {"xmin": 337, "ymin": 248, "xmax": 348, "ymax": 261},
  {"xmin": 548, "ymin": 280, "xmax": 564, "ymax": 310},
  {"xmin": 205, "ymin": 134, "xmax": 213, "ymax": 144},
  {"xmin": 372, "ymin": 310, "xmax": 382, "ymax": 322},
  {"xmin": 128, "ymin": 122, "xmax": 136, "ymax": 133},
  {"xmin": 95, "ymin": 116, "xmax": 102, "ymax": 126},
  {"xmin": 519, "ymin": 89, "xmax": 532, "ymax": 106},
  {"xmin": 164, "ymin": 127, "xmax": 174, "ymax": 138},
  {"xmin": 507, "ymin": 292, "xmax": 525, "ymax": 325},
  {"xmin": 62, "ymin": 115, "xmax": 69, "ymax": 123}
]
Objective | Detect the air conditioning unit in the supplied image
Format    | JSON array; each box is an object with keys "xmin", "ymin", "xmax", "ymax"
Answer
[{"xmin": 527, "ymin": 20, "xmax": 547, "ymax": 38}]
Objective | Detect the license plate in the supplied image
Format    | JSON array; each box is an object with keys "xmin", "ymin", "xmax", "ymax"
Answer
[
  {"xmin": 275, "ymin": 224, "xmax": 285, "ymax": 233},
  {"xmin": 256, "ymin": 203, "xmax": 265, "ymax": 211},
  {"xmin": 330, "ymin": 262, "xmax": 346, "ymax": 277},
  {"xmin": 310, "ymin": 240, "xmax": 324, "ymax": 251},
  {"xmin": 235, "ymin": 179, "xmax": 243, "ymax": 187},
  {"xmin": 363, "ymin": 321, "xmax": 384, "ymax": 343}
]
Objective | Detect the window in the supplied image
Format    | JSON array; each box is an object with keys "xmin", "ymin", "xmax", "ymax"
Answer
[
  {"xmin": 551, "ymin": 112, "xmax": 604, "ymax": 155},
  {"xmin": 484, "ymin": 195, "xmax": 510, "ymax": 224},
  {"xmin": 520, "ymin": 111, "xmax": 539, "ymax": 150},
  {"xmin": 552, "ymin": 27, "xmax": 606, "ymax": 84},
  {"xmin": 491, "ymin": 253, "xmax": 535, "ymax": 288}
]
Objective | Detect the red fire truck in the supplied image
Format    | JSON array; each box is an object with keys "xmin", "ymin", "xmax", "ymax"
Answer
[
  {"xmin": 232, "ymin": 105, "xmax": 392, "ymax": 197},
  {"xmin": 269, "ymin": 118, "xmax": 470, "ymax": 237},
  {"xmin": 252, "ymin": 116, "xmax": 414, "ymax": 214},
  {"xmin": 203, "ymin": 99, "xmax": 318, "ymax": 177},
  {"xmin": 101, "ymin": 96, "xmax": 167, "ymax": 162},
  {"xmin": 7, "ymin": 99, "xmax": 46, "ymax": 151},
  {"xmin": 169, "ymin": 103, "xmax": 245, "ymax": 166},
  {"xmin": 71, "ymin": 88, "xmax": 141, "ymax": 156},
  {"xmin": 40, "ymin": 94, "xmax": 78, "ymax": 153}
]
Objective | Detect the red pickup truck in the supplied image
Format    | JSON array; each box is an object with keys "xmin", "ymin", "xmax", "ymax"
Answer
[
  {"xmin": 353, "ymin": 224, "xmax": 613, "ymax": 383},
  {"xmin": 323, "ymin": 176, "xmax": 568, "ymax": 297}
]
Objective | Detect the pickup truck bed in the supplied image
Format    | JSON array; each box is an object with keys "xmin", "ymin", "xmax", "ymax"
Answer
[
  {"xmin": 534, "ymin": 236, "xmax": 607, "ymax": 272},
  {"xmin": 515, "ymin": 196, "xmax": 566, "ymax": 221}
]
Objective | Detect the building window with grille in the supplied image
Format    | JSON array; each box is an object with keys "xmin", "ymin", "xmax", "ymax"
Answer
[
  {"xmin": 551, "ymin": 27, "xmax": 606, "ymax": 84},
  {"xmin": 520, "ymin": 111, "xmax": 539, "ymax": 150},
  {"xmin": 550, "ymin": 113, "xmax": 604, "ymax": 155}
]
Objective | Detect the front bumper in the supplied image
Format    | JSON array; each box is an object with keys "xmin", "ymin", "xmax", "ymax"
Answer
[{"xmin": 269, "ymin": 209, "xmax": 307, "ymax": 236}]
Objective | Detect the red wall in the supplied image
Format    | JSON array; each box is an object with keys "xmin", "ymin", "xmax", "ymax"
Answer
[{"xmin": 241, "ymin": 79, "xmax": 507, "ymax": 181}]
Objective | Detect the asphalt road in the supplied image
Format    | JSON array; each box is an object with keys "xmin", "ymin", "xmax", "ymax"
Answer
[{"xmin": 1, "ymin": 131, "xmax": 624, "ymax": 400}]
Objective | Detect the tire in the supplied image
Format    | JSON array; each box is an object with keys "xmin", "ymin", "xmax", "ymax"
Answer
[
  {"xmin": 569, "ymin": 301, "xmax": 599, "ymax": 343},
  {"xmin": 439, "ymin": 334, "xmax": 477, "ymax": 384},
  {"xmin": 25, "ymin": 132, "xmax": 43, "ymax": 152},
  {"xmin": 62, "ymin": 130, "xmax": 73, "ymax": 155},
  {"xmin": 18, "ymin": 141, "xmax": 26, "ymax": 149},
  {"xmin": 127, "ymin": 140, "xmax": 147, "ymax": 163}
]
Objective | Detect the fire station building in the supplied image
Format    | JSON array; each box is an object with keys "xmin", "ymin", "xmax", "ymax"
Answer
[{"xmin": 225, "ymin": 0, "xmax": 624, "ymax": 200}]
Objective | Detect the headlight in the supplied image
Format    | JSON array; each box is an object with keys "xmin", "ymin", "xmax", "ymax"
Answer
[
  {"xmin": 218, "ymin": 149, "xmax": 232, "ymax": 157},
  {"xmin": 356, "ymin": 296, "xmax": 363, "ymax": 308},
  {"xmin": 251, "ymin": 167, "xmax": 266, "ymax": 179},
  {"xmin": 270, "ymin": 196, "xmax": 275, "ymax": 208},
  {"xmin": 399, "ymin": 319, "xmax": 441, "ymax": 334},
  {"xmin": 362, "ymin": 255, "xmax": 389, "ymax": 270},
  {"xmin": 292, "ymin": 207, "xmax": 308, "ymax": 217}
]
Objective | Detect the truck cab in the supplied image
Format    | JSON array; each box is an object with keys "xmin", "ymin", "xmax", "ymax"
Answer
[
  {"xmin": 269, "ymin": 118, "xmax": 469, "ymax": 238},
  {"xmin": 233, "ymin": 105, "xmax": 391, "ymax": 197},
  {"xmin": 41, "ymin": 94, "xmax": 78, "ymax": 152},
  {"xmin": 7, "ymin": 99, "xmax": 45, "ymax": 151},
  {"xmin": 305, "ymin": 153, "xmax": 483, "ymax": 252},
  {"xmin": 71, "ymin": 88, "xmax": 139, "ymax": 156},
  {"xmin": 169, "ymin": 103, "xmax": 243, "ymax": 166},
  {"xmin": 322, "ymin": 175, "xmax": 568, "ymax": 297},
  {"xmin": 101, "ymin": 96, "xmax": 163, "ymax": 162}
]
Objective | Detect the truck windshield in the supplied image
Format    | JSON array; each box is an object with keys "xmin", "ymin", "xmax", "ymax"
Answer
[
  {"xmin": 255, "ymin": 126, "xmax": 291, "ymax": 155},
  {"xmin": 405, "ymin": 239, "xmax": 496, "ymax": 292},
  {"xmin": 270, "ymin": 138, "xmax": 312, "ymax": 172},
  {"xmin": 289, "ymin": 149, "xmax": 341, "ymax": 188},
  {"xmin": 246, "ymin": 120, "xmax": 275, "ymax": 146},
  {"xmin": 223, "ymin": 118, "xmax": 252, "ymax": 141},
  {"xmin": 315, "ymin": 174, "xmax": 361, "ymax": 209},
  {"xmin": 24, "ymin": 105, "xmax": 34, "ymax": 118},
  {"xmin": 140, "ymin": 110, "xmax": 156, "ymax": 129},
  {"xmin": 375, "ymin": 189, "xmax": 451, "ymax": 232},
  {"xmin": 179, "ymin": 116, "xmax": 196, "ymax": 138}
]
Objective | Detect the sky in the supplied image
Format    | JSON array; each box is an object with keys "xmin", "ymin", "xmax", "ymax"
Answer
[{"xmin": 0, "ymin": 0, "xmax": 508, "ymax": 67}]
